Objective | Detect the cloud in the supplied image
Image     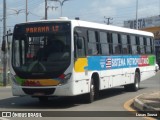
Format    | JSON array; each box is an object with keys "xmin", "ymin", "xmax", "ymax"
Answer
[
  {"xmin": 138, "ymin": 4, "xmax": 159, "ymax": 18},
  {"xmin": 110, "ymin": 0, "xmax": 132, "ymax": 7}
]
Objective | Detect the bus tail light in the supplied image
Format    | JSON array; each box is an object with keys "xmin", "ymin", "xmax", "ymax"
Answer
[{"xmin": 59, "ymin": 73, "xmax": 72, "ymax": 85}]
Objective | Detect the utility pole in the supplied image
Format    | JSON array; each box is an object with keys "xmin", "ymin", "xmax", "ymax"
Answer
[
  {"xmin": 45, "ymin": 0, "xmax": 48, "ymax": 19},
  {"xmin": 3, "ymin": 0, "xmax": 7, "ymax": 86},
  {"xmin": 104, "ymin": 16, "xmax": 113, "ymax": 25},
  {"xmin": 136, "ymin": 0, "xmax": 138, "ymax": 29},
  {"xmin": 159, "ymin": 0, "xmax": 160, "ymax": 15},
  {"xmin": 26, "ymin": 0, "xmax": 28, "ymax": 22}
]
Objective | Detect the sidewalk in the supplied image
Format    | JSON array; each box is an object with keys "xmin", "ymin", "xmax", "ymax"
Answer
[{"xmin": 134, "ymin": 91, "xmax": 160, "ymax": 111}]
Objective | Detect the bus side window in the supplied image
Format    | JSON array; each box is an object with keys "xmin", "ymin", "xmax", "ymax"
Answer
[
  {"xmin": 107, "ymin": 33, "xmax": 113, "ymax": 54},
  {"xmin": 127, "ymin": 35, "xmax": 132, "ymax": 54},
  {"xmin": 121, "ymin": 34, "xmax": 129, "ymax": 54},
  {"xmin": 74, "ymin": 27, "xmax": 87, "ymax": 58},
  {"xmin": 88, "ymin": 30, "xmax": 99, "ymax": 55},
  {"xmin": 146, "ymin": 37, "xmax": 151, "ymax": 54},
  {"xmin": 150, "ymin": 38, "xmax": 155, "ymax": 54},
  {"xmin": 112, "ymin": 33, "xmax": 121, "ymax": 54},
  {"xmin": 130, "ymin": 35, "xmax": 137, "ymax": 54},
  {"xmin": 76, "ymin": 36, "xmax": 86, "ymax": 57},
  {"xmin": 136, "ymin": 36, "xmax": 141, "ymax": 54},
  {"xmin": 139, "ymin": 36, "xmax": 145, "ymax": 54},
  {"xmin": 99, "ymin": 31, "xmax": 110, "ymax": 55}
]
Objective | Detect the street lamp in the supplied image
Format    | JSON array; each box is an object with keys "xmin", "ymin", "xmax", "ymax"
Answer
[{"xmin": 49, "ymin": 0, "xmax": 70, "ymax": 17}]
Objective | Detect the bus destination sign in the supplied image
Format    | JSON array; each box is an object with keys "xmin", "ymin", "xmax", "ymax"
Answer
[{"xmin": 26, "ymin": 25, "xmax": 60, "ymax": 33}]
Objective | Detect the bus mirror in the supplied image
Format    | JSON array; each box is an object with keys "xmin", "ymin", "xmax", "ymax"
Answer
[
  {"xmin": 1, "ymin": 39, "xmax": 6, "ymax": 52},
  {"xmin": 77, "ymin": 38, "xmax": 82, "ymax": 49}
]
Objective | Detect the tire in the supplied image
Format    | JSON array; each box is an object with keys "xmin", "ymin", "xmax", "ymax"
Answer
[
  {"xmin": 124, "ymin": 71, "xmax": 140, "ymax": 92},
  {"xmin": 86, "ymin": 78, "xmax": 96, "ymax": 103},
  {"xmin": 38, "ymin": 97, "xmax": 48, "ymax": 103}
]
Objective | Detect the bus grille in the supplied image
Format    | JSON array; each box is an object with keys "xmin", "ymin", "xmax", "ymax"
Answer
[{"xmin": 22, "ymin": 88, "xmax": 55, "ymax": 95}]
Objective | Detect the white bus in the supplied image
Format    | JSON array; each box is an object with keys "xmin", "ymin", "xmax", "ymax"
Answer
[{"xmin": 10, "ymin": 18, "xmax": 157, "ymax": 103}]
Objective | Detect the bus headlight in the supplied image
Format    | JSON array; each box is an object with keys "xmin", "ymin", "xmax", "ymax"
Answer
[{"xmin": 59, "ymin": 73, "xmax": 72, "ymax": 85}]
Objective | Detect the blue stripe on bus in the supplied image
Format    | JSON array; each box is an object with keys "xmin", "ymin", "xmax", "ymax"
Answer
[{"xmin": 84, "ymin": 55, "xmax": 151, "ymax": 71}]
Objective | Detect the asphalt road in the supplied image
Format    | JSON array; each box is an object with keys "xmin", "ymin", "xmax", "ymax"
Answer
[{"xmin": 0, "ymin": 71, "xmax": 159, "ymax": 120}]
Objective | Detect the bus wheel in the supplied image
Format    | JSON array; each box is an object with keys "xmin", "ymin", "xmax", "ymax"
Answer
[
  {"xmin": 124, "ymin": 71, "xmax": 140, "ymax": 92},
  {"xmin": 132, "ymin": 71, "xmax": 140, "ymax": 91},
  {"xmin": 38, "ymin": 97, "xmax": 48, "ymax": 103},
  {"xmin": 85, "ymin": 78, "xmax": 95, "ymax": 103}
]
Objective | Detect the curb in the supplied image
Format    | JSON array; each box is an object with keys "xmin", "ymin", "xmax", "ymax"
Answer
[
  {"xmin": 134, "ymin": 98, "xmax": 157, "ymax": 111},
  {"xmin": 124, "ymin": 97, "xmax": 159, "ymax": 120},
  {"xmin": 133, "ymin": 94, "xmax": 160, "ymax": 120}
]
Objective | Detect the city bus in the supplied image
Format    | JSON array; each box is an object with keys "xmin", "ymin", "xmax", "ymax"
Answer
[{"xmin": 9, "ymin": 17, "xmax": 157, "ymax": 103}]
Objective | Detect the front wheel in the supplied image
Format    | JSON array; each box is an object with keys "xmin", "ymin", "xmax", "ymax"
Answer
[{"xmin": 84, "ymin": 78, "xmax": 95, "ymax": 103}]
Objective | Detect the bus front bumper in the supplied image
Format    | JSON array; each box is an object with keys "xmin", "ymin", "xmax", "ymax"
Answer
[{"xmin": 12, "ymin": 83, "xmax": 74, "ymax": 97}]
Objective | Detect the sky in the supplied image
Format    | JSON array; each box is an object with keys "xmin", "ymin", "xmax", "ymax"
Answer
[{"xmin": 0, "ymin": 0, "xmax": 160, "ymax": 36}]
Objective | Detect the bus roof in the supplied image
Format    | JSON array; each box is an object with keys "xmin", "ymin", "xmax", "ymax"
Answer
[
  {"xmin": 17, "ymin": 18, "xmax": 154, "ymax": 37},
  {"xmin": 71, "ymin": 20, "xmax": 153, "ymax": 37}
]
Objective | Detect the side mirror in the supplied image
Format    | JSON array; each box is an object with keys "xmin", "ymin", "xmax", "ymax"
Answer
[
  {"xmin": 77, "ymin": 38, "xmax": 83, "ymax": 49},
  {"xmin": 1, "ymin": 38, "xmax": 6, "ymax": 52}
]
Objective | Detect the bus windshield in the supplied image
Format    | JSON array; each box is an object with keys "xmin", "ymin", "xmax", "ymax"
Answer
[{"xmin": 12, "ymin": 22, "xmax": 71, "ymax": 79}]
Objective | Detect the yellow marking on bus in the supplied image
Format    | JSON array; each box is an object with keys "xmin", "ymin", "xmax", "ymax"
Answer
[
  {"xmin": 74, "ymin": 58, "xmax": 88, "ymax": 72},
  {"xmin": 27, "ymin": 79, "xmax": 60, "ymax": 86}
]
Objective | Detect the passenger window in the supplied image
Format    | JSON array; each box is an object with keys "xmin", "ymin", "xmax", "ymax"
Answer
[
  {"xmin": 145, "ymin": 38, "xmax": 151, "ymax": 54},
  {"xmin": 112, "ymin": 33, "xmax": 121, "ymax": 54},
  {"xmin": 139, "ymin": 37, "xmax": 145, "ymax": 54},
  {"xmin": 100, "ymin": 32, "xmax": 109, "ymax": 55},
  {"xmin": 130, "ymin": 35, "xmax": 137, "ymax": 54},
  {"xmin": 150, "ymin": 38, "xmax": 155, "ymax": 53},
  {"xmin": 88, "ymin": 30, "xmax": 99, "ymax": 55},
  {"xmin": 121, "ymin": 34, "xmax": 129, "ymax": 54}
]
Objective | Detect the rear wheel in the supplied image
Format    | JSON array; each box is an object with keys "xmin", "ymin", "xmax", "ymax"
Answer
[{"xmin": 124, "ymin": 71, "xmax": 140, "ymax": 92}]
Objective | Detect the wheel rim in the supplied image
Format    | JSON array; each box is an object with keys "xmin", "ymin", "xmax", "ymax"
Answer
[{"xmin": 135, "ymin": 73, "xmax": 139, "ymax": 89}]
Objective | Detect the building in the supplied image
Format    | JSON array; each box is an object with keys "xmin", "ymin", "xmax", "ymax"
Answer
[{"xmin": 124, "ymin": 15, "xmax": 160, "ymax": 64}]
